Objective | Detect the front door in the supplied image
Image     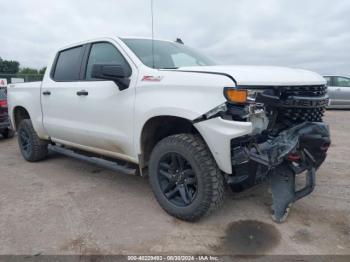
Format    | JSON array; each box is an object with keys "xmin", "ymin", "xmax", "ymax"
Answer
[{"xmin": 42, "ymin": 41, "xmax": 138, "ymax": 160}]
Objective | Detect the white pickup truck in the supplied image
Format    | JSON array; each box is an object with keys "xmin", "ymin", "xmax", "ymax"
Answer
[{"xmin": 8, "ymin": 37, "xmax": 331, "ymax": 222}]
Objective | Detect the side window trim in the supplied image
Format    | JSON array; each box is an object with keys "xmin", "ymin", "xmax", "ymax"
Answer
[
  {"xmin": 333, "ymin": 76, "xmax": 338, "ymax": 87},
  {"xmin": 50, "ymin": 52, "xmax": 60, "ymax": 80},
  {"xmin": 50, "ymin": 45, "xmax": 86, "ymax": 82},
  {"xmin": 79, "ymin": 43, "xmax": 92, "ymax": 80},
  {"xmin": 82, "ymin": 41, "xmax": 132, "ymax": 81}
]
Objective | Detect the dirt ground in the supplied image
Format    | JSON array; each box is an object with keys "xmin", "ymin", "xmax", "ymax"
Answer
[{"xmin": 0, "ymin": 111, "xmax": 349, "ymax": 256}]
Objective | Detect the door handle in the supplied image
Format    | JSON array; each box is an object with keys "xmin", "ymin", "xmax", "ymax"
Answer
[
  {"xmin": 42, "ymin": 91, "xmax": 51, "ymax": 96},
  {"xmin": 335, "ymin": 88, "xmax": 341, "ymax": 91},
  {"xmin": 77, "ymin": 90, "xmax": 89, "ymax": 96}
]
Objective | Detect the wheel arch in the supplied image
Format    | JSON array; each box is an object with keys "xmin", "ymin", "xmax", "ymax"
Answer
[
  {"xmin": 12, "ymin": 106, "xmax": 31, "ymax": 130},
  {"xmin": 139, "ymin": 115, "xmax": 203, "ymax": 168}
]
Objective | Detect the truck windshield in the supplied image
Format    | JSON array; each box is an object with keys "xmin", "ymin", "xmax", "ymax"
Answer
[{"xmin": 121, "ymin": 38, "xmax": 217, "ymax": 69}]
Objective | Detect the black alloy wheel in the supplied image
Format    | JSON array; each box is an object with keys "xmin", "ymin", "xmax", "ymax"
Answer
[
  {"xmin": 158, "ymin": 152, "xmax": 198, "ymax": 207},
  {"xmin": 149, "ymin": 134, "xmax": 225, "ymax": 221},
  {"xmin": 19, "ymin": 127, "xmax": 32, "ymax": 158},
  {"xmin": 17, "ymin": 119, "xmax": 48, "ymax": 162}
]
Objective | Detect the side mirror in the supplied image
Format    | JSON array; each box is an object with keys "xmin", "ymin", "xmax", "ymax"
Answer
[{"xmin": 91, "ymin": 64, "xmax": 131, "ymax": 90}]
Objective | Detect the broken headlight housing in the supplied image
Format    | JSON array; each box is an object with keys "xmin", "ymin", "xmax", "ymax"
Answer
[
  {"xmin": 247, "ymin": 89, "xmax": 267, "ymax": 103},
  {"xmin": 204, "ymin": 103, "xmax": 227, "ymax": 119},
  {"xmin": 224, "ymin": 88, "xmax": 270, "ymax": 134}
]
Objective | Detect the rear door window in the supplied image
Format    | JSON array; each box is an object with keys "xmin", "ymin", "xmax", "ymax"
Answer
[
  {"xmin": 334, "ymin": 77, "xmax": 350, "ymax": 87},
  {"xmin": 53, "ymin": 46, "xmax": 84, "ymax": 81}
]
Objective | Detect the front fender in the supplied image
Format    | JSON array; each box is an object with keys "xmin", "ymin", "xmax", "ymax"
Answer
[
  {"xmin": 194, "ymin": 117, "xmax": 252, "ymax": 174},
  {"xmin": 133, "ymin": 70, "xmax": 234, "ymax": 158}
]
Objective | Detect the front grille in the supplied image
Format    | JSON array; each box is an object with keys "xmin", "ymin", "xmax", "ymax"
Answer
[
  {"xmin": 276, "ymin": 85, "xmax": 327, "ymax": 124},
  {"xmin": 280, "ymin": 85, "xmax": 327, "ymax": 98},
  {"xmin": 278, "ymin": 107, "xmax": 325, "ymax": 123}
]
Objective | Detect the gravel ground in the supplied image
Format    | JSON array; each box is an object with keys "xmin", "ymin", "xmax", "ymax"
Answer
[{"xmin": 0, "ymin": 110, "xmax": 349, "ymax": 255}]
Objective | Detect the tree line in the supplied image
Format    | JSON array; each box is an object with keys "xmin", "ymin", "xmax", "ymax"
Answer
[{"xmin": 0, "ymin": 57, "xmax": 46, "ymax": 75}]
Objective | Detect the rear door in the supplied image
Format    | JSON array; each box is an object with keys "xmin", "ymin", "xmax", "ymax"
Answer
[
  {"xmin": 41, "ymin": 45, "xmax": 86, "ymax": 143},
  {"xmin": 42, "ymin": 41, "xmax": 138, "ymax": 160}
]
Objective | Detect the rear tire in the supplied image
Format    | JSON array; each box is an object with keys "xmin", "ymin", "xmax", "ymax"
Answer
[
  {"xmin": 17, "ymin": 119, "xmax": 48, "ymax": 162},
  {"xmin": 149, "ymin": 134, "xmax": 224, "ymax": 221},
  {"xmin": 1, "ymin": 128, "xmax": 15, "ymax": 139}
]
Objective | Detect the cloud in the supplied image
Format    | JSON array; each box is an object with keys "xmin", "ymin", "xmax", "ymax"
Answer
[{"xmin": 0, "ymin": 0, "xmax": 349, "ymax": 74}]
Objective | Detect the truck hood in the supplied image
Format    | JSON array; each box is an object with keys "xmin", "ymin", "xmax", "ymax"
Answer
[{"xmin": 179, "ymin": 65, "xmax": 326, "ymax": 86}]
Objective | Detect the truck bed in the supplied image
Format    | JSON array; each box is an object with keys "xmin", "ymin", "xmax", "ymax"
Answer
[{"xmin": 7, "ymin": 81, "xmax": 46, "ymax": 137}]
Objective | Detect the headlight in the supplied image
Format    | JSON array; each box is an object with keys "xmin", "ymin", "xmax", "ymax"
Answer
[{"xmin": 247, "ymin": 89, "xmax": 267, "ymax": 103}]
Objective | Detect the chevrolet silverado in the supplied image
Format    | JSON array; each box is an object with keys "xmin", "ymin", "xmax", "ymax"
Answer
[{"xmin": 8, "ymin": 37, "xmax": 330, "ymax": 222}]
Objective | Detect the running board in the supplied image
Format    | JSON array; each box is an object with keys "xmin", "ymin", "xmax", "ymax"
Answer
[{"xmin": 48, "ymin": 144, "xmax": 137, "ymax": 175}]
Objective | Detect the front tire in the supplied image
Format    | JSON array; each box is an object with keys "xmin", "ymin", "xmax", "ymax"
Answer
[
  {"xmin": 17, "ymin": 119, "xmax": 48, "ymax": 162},
  {"xmin": 149, "ymin": 134, "xmax": 224, "ymax": 221}
]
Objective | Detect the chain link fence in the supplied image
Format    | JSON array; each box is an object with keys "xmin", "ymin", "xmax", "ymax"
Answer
[{"xmin": 0, "ymin": 73, "xmax": 44, "ymax": 84}]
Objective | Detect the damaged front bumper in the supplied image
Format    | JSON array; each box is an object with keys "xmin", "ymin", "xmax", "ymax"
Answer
[
  {"xmin": 229, "ymin": 122, "xmax": 330, "ymax": 222},
  {"xmin": 194, "ymin": 117, "xmax": 253, "ymax": 174}
]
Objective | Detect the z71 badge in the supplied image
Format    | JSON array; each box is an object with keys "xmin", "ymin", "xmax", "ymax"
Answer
[{"xmin": 141, "ymin": 75, "xmax": 164, "ymax": 82}]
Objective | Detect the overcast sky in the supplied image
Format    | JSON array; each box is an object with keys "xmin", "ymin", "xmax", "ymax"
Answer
[{"xmin": 0, "ymin": 0, "xmax": 349, "ymax": 74}]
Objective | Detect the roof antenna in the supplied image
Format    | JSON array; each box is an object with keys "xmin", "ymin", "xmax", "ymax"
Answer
[{"xmin": 151, "ymin": 0, "xmax": 155, "ymax": 69}]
